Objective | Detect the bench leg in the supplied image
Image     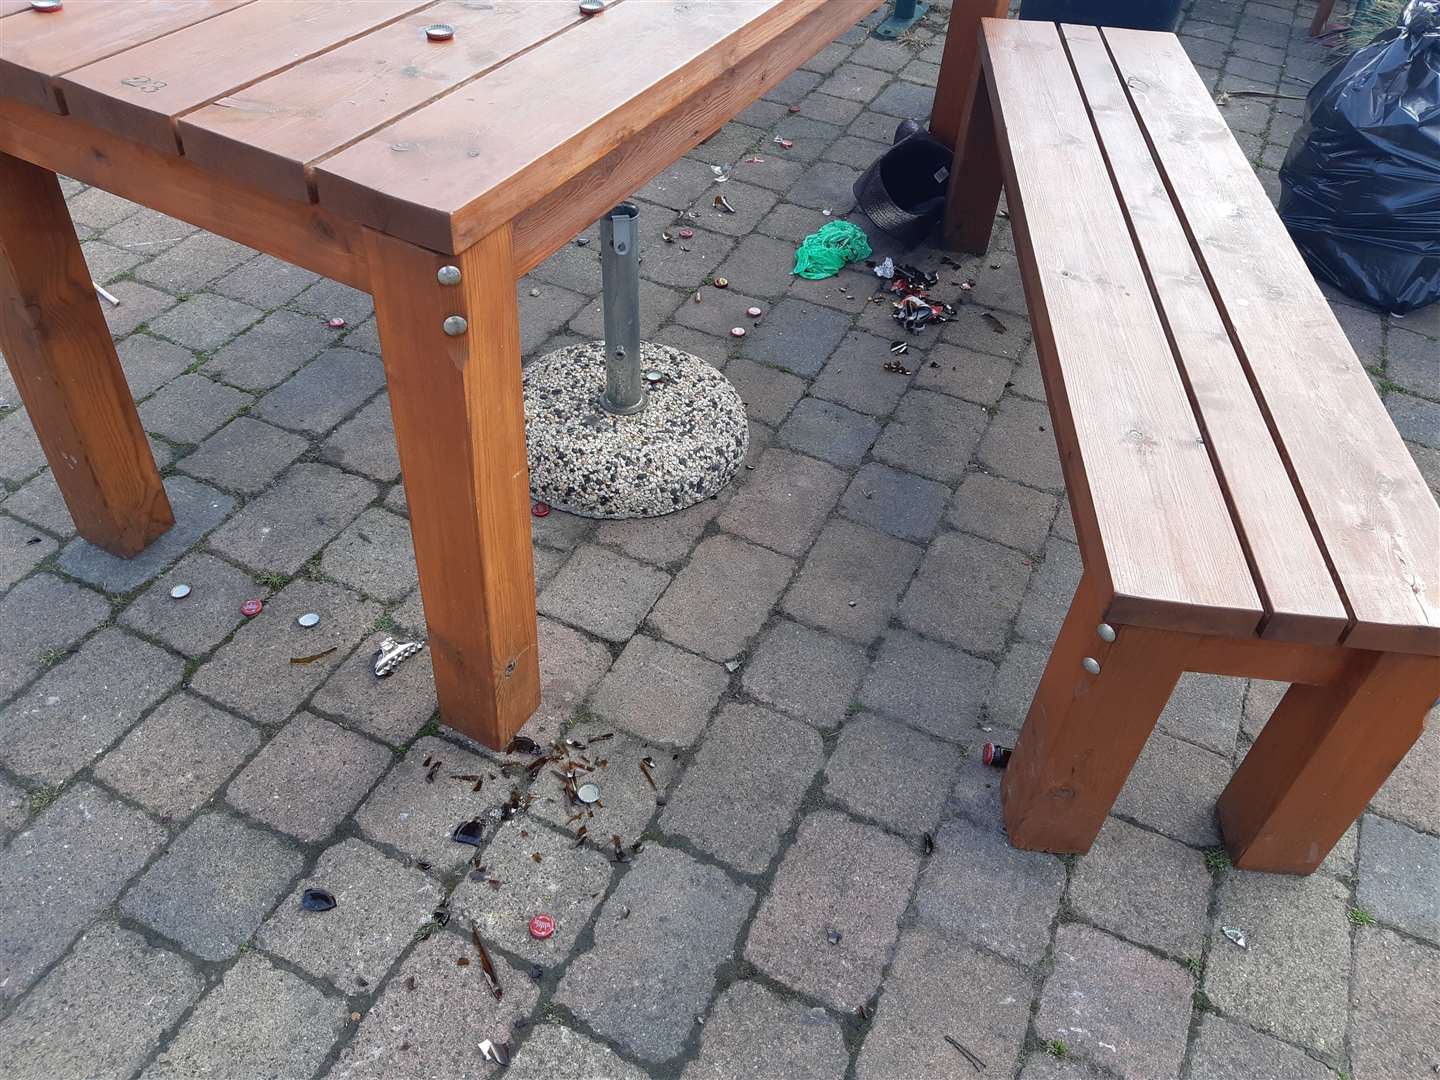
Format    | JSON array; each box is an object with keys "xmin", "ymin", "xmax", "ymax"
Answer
[
  {"xmin": 1309, "ymin": 0, "xmax": 1336, "ymax": 37},
  {"xmin": 1218, "ymin": 650, "xmax": 1438, "ymax": 874},
  {"xmin": 931, "ymin": 0, "xmax": 1007, "ymax": 253},
  {"xmin": 0, "ymin": 152, "xmax": 172, "ymax": 557},
  {"xmin": 365, "ymin": 223, "xmax": 540, "ymax": 750},
  {"xmin": 1003, "ymin": 572, "xmax": 1189, "ymax": 853}
]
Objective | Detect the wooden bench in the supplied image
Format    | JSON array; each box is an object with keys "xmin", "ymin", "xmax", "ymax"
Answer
[{"xmin": 931, "ymin": 10, "xmax": 1439, "ymax": 874}]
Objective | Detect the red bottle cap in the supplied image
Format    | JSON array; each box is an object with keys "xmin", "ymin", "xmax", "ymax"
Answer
[
  {"xmin": 240, "ymin": 599, "xmax": 263, "ymax": 617},
  {"xmin": 528, "ymin": 914, "xmax": 555, "ymax": 940},
  {"xmin": 531, "ymin": 501, "xmax": 551, "ymax": 518}
]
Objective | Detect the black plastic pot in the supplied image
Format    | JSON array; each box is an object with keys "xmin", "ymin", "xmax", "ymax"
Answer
[{"xmin": 1017, "ymin": 0, "xmax": 1184, "ymax": 31}]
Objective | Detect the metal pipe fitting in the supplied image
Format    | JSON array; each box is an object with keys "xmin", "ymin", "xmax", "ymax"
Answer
[{"xmin": 598, "ymin": 203, "xmax": 646, "ymax": 416}]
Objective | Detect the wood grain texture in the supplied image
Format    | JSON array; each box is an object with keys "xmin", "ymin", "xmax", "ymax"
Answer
[
  {"xmin": 512, "ymin": 0, "xmax": 878, "ymax": 276},
  {"xmin": 0, "ymin": 151, "xmax": 172, "ymax": 557},
  {"xmin": 0, "ymin": 0, "xmax": 249, "ymax": 110},
  {"xmin": 365, "ymin": 225, "xmax": 539, "ymax": 749},
  {"xmin": 928, "ymin": 0, "xmax": 1008, "ymax": 148},
  {"xmin": 983, "ymin": 19, "xmax": 1263, "ymax": 637},
  {"xmin": 1310, "ymin": 0, "xmax": 1336, "ymax": 36},
  {"xmin": 1180, "ymin": 634, "xmax": 1349, "ymax": 685},
  {"xmin": 316, "ymin": 0, "xmax": 867, "ymax": 252},
  {"xmin": 939, "ymin": 52, "xmax": 1002, "ymax": 254},
  {"xmin": 1218, "ymin": 649, "xmax": 1440, "ymax": 873},
  {"xmin": 180, "ymin": 0, "xmax": 580, "ymax": 202},
  {"xmin": 1003, "ymin": 573, "xmax": 1189, "ymax": 853},
  {"xmin": 1107, "ymin": 27, "xmax": 1440, "ymax": 656},
  {"xmin": 1063, "ymin": 24, "xmax": 1347, "ymax": 645},
  {"xmin": 57, "ymin": 0, "xmax": 427, "ymax": 154},
  {"xmin": 0, "ymin": 97, "xmax": 368, "ymax": 289}
]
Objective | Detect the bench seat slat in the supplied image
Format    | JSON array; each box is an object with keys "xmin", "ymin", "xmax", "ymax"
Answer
[
  {"xmin": 982, "ymin": 19, "xmax": 1263, "ymax": 636},
  {"xmin": 1061, "ymin": 23, "xmax": 1348, "ymax": 645},
  {"xmin": 1105, "ymin": 27, "xmax": 1440, "ymax": 656}
]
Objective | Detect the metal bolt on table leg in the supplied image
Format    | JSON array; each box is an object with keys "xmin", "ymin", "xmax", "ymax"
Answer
[
  {"xmin": 1097, "ymin": 623, "xmax": 1116, "ymax": 642},
  {"xmin": 1082, "ymin": 656, "xmax": 1101, "ymax": 675},
  {"xmin": 442, "ymin": 315, "xmax": 468, "ymax": 336},
  {"xmin": 437, "ymin": 265, "xmax": 461, "ymax": 286},
  {"xmin": 598, "ymin": 202, "xmax": 646, "ymax": 416}
]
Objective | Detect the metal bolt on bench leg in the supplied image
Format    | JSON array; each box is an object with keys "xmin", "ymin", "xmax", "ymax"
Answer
[
  {"xmin": 1097, "ymin": 623, "xmax": 1116, "ymax": 643},
  {"xmin": 598, "ymin": 202, "xmax": 646, "ymax": 416},
  {"xmin": 1082, "ymin": 656, "xmax": 1101, "ymax": 675}
]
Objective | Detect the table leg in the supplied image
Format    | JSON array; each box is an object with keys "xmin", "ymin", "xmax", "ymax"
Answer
[
  {"xmin": 931, "ymin": 0, "xmax": 1007, "ymax": 253},
  {"xmin": 1218, "ymin": 650, "xmax": 1439, "ymax": 874},
  {"xmin": 364, "ymin": 224, "xmax": 540, "ymax": 749},
  {"xmin": 1003, "ymin": 572, "xmax": 1189, "ymax": 853},
  {"xmin": 1309, "ymin": 0, "xmax": 1336, "ymax": 37},
  {"xmin": 0, "ymin": 152, "xmax": 172, "ymax": 557}
]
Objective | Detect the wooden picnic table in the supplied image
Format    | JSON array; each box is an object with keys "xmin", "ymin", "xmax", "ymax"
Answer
[{"xmin": 0, "ymin": 0, "xmax": 879, "ymax": 749}]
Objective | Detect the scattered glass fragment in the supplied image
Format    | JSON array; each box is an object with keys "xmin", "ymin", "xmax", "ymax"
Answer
[
  {"xmin": 169, "ymin": 583, "xmax": 192, "ymax": 599},
  {"xmin": 713, "ymin": 277, "xmax": 729, "ymax": 289},
  {"xmin": 874, "ymin": 257, "xmax": 896, "ymax": 279},
  {"xmin": 471, "ymin": 925, "xmax": 503, "ymax": 1001},
  {"xmin": 713, "ymin": 194, "xmax": 737, "ymax": 214},
  {"xmin": 890, "ymin": 340, "xmax": 909, "ymax": 355},
  {"xmin": 923, "ymin": 832, "xmax": 935, "ymax": 855},
  {"xmin": 289, "ymin": 647, "xmax": 337, "ymax": 665},
  {"xmin": 981, "ymin": 311, "xmax": 1008, "ymax": 334},
  {"xmin": 505, "ymin": 734, "xmax": 541, "ymax": 755},
  {"xmin": 453, "ymin": 818, "xmax": 485, "ymax": 846},
  {"xmin": 575, "ymin": 237, "xmax": 590, "ymax": 246},
  {"xmin": 826, "ymin": 928, "xmax": 842, "ymax": 945},
  {"xmin": 1223, "ymin": 926, "xmax": 1248, "ymax": 949},
  {"xmin": 301, "ymin": 888, "xmax": 336, "ymax": 912}
]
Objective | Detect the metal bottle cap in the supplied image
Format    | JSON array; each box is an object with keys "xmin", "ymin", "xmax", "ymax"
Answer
[
  {"xmin": 425, "ymin": 23, "xmax": 455, "ymax": 40},
  {"xmin": 297, "ymin": 612, "xmax": 321, "ymax": 628},
  {"xmin": 31, "ymin": 0, "xmax": 63, "ymax": 11},
  {"xmin": 575, "ymin": 782, "xmax": 600, "ymax": 804},
  {"xmin": 579, "ymin": 0, "xmax": 605, "ymax": 14},
  {"xmin": 169, "ymin": 583, "xmax": 191, "ymax": 599}
]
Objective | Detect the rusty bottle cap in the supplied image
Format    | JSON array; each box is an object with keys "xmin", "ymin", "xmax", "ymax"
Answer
[{"xmin": 528, "ymin": 914, "xmax": 556, "ymax": 940}]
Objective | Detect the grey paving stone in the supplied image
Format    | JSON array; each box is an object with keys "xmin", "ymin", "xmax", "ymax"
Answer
[
  {"xmin": 1204, "ymin": 871, "xmax": 1351, "ymax": 1057},
  {"xmin": 660, "ymin": 702, "xmax": 822, "ymax": 873},
  {"xmin": 900, "ymin": 531, "xmax": 1032, "ymax": 657},
  {"xmin": 135, "ymin": 232, "xmax": 254, "ymax": 292},
  {"xmin": 684, "ymin": 980, "xmax": 849, "ymax": 1080},
  {"xmin": 590, "ymin": 634, "xmax": 729, "ymax": 746},
  {"xmin": 531, "ymin": 504, "xmax": 594, "ymax": 552},
  {"xmin": 178, "ymin": 416, "xmax": 309, "ymax": 494},
  {"xmin": 1188, "ymin": 1014, "xmax": 1334, "ymax": 1080},
  {"xmin": 227, "ymin": 712, "xmax": 391, "ymax": 842},
  {"xmin": 635, "ymin": 223, "xmax": 732, "ymax": 291},
  {"xmin": 0, "ymin": 776, "xmax": 26, "ymax": 836},
  {"xmin": 311, "ymin": 629, "xmax": 437, "ymax": 744},
  {"xmin": 949, "ymin": 472, "xmax": 1057, "ymax": 555},
  {"xmin": 740, "ymin": 297, "xmax": 850, "ymax": 377},
  {"xmin": 260, "ymin": 838, "xmax": 445, "ymax": 989},
  {"xmin": 320, "ymin": 393, "xmax": 402, "ymax": 482},
  {"xmin": 0, "ymin": 922, "xmax": 201, "ymax": 1080},
  {"xmin": 915, "ymin": 816, "xmax": 1064, "ymax": 966},
  {"xmin": 639, "ymin": 157, "xmax": 721, "ymax": 209},
  {"xmin": 354, "ymin": 736, "xmax": 509, "ymax": 872},
  {"xmin": 147, "ymin": 293, "xmax": 263, "ymax": 352},
  {"xmin": 0, "ymin": 627, "xmax": 181, "ymax": 784},
  {"xmin": 841, "ymin": 461, "xmax": 949, "ymax": 542},
  {"xmin": 1036, "ymin": 924, "xmax": 1192, "ymax": 1079},
  {"xmin": 538, "ymin": 544, "xmax": 670, "ymax": 643},
  {"xmin": 528, "ymin": 718, "xmax": 680, "ymax": 844},
  {"xmin": 860, "ymin": 627, "xmax": 994, "ymax": 740},
  {"xmin": 557, "ymin": 845, "xmax": 753, "ymax": 1061},
  {"xmin": 712, "ymin": 231, "xmax": 804, "ymax": 299},
  {"xmin": 869, "ymin": 79, "xmax": 935, "ymax": 120},
  {"xmin": 0, "ymin": 510, "xmax": 55, "ymax": 591},
  {"xmin": 745, "ymin": 811, "xmax": 919, "ymax": 1010},
  {"xmin": 101, "ymin": 279, "xmax": 180, "ymax": 338},
  {"xmin": 1157, "ymin": 671, "xmax": 1245, "ymax": 757},
  {"xmin": 213, "ymin": 253, "xmax": 320, "ymax": 309},
  {"xmin": 0, "ymin": 410, "xmax": 47, "ymax": 486},
  {"xmin": 568, "ymin": 277, "xmax": 681, "ymax": 341},
  {"xmin": 1357, "ymin": 812, "xmax": 1440, "ymax": 945},
  {"xmin": 141, "ymin": 953, "xmax": 347, "ymax": 1080},
  {"xmin": 95, "ymin": 692, "xmax": 260, "ymax": 819},
  {"xmin": 207, "ymin": 462, "xmax": 376, "ymax": 574},
  {"xmin": 873, "ymin": 388, "xmax": 988, "ymax": 484},
  {"xmin": 1070, "ymin": 817, "xmax": 1212, "ymax": 960},
  {"xmin": 99, "ymin": 206, "xmax": 193, "ymax": 252},
  {"xmin": 718, "ymin": 447, "xmax": 846, "ymax": 557},
  {"xmin": 978, "ymin": 395, "xmax": 1067, "ymax": 491},
  {"xmin": 122, "ymin": 811, "xmax": 302, "ymax": 959},
  {"xmin": 508, "ymin": 1025, "xmax": 650, "ymax": 1080},
  {"xmin": 824, "ymin": 713, "xmax": 959, "ymax": 835},
  {"xmin": 320, "ymin": 507, "xmax": 417, "ymax": 603},
  {"xmin": 778, "ymin": 395, "xmax": 880, "ymax": 466},
  {"xmin": 329, "ymin": 931, "xmax": 538, "ymax": 1080},
  {"xmin": 1351, "ymin": 926, "xmax": 1440, "ymax": 1080},
  {"xmin": 1242, "ymin": 676, "xmax": 1286, "ymax": 740},
  {"xmin": 58, "ymin": 475, "xmax": 235, "ymax": 593},
  {"xmin": 787, "ymin": 160, "xmax": 861, "ymax": 213},
  {"xmin": 1386, "ymin": 390, "xmax": 1440, "ymax": 448},
  {"xmin": 0, "ymin": 572, "xmax": 109, "ymax": 701},
  {"xmin": 3, "ymin": 472, "xmax": 75, "ymax": 539},
  {"xmin": 119, "ymin": 551, "xmax": 264, "ymax": 656},
  {"xmin": 1017, "ymin": 1051, "xmax": 1106, "ymax": 1079},
  {"xmin": 0, "ymin": 783, "xmax": 166, "ymax": 1002},
  {"xmin": 1014, "ymin": 536, "xmax": 1083, "ymax": 646},
  {"xmin": 647, "ymin": 534, "xmax": 793, "ymax": 661},
  {"xmin": 818, "ymin": 62, "xmax": 890, "ymax": 102},
  {"xmin": 985, "ymin": 638, "xmax": 1049, "ymax": 734},
  {"xmin": 741, "ymin": 618, "xmax": 866, "ymax": 729},
  {"xmin": 912, "ymin": 341, "xmax": 1012, "ymax": 407},
  {"xmin": 521, "ymin": 615, "xmax": 615, "ymax": 741},
  {"xmin": 594, "ymin": 495, "xmax": 722, "ymax": 568},
  {"xmin": 207, "ymin": 308, "xmax": 339, "ymax": 391},
  {"xmin": 783, "ymin": 518, "xmax": 921, "ymax": 643},
  {"xmin": 451, "ymin": 817, "xmax": 614, "ymax": 964},
  {"xmin": 808, "ymin": 331, "xmax": 907, "ymax": 415},
  {"xmin": 1114, "ymin": 732, "xmax": 1229, "ymax": 846},
  {"xmin": 252, "ymin": 347, "xmax": 386, "ymax": 435},
  {"xmin": 68, "ymin": 186, "xmax": 141, "ymax": 229},
  {"xmin": 291, "ymin": 277, "xmax": 374, "ymax": 325},
  {"xmin": 690, "ymin": 179, "xmax": 782, "ymax": 237},
  {"xmin": 118, "ymin": 332, "xmax": 195, "ymax": 398},
  {"xmin": 758, "ymin": 201, "xmax": 833, "ymax": 244},
  {"xmin": 714, "ymin": 356, "xmax": 802, "ymax": 428},
  {"xmin": 857, "ymin": 926, "xmax": 1032, "ymax": 1080},
  {"xmin": 1372, "ymin": 705, "xmax": 1440, "ymax": 834},
  {"xmin": 190, "ymin": 579, "xmax": 380, "ymax": 724}
]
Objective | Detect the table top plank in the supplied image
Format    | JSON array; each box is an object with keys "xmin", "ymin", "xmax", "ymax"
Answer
[
  {"xmin": 180, "ymin": 0, "xmax": 582, "ymax": 204},
  {"xmin": 1062, "ymin": 23, "xmax": 1348, "ymax": 645},
  {"xmin": 56, "ymin": 0, "xmax": 430, "ymax": 154},
  {"xmin": 1106, "ymin": 26, "xmax": 1440, "ymax": 655},
  {"xmin": 0, "ymin": 0, "xmax": 251, "ymax": 110},
  {"xmin": 983, "ymin": 18, "xmax": 1263, "ymax": 636},
  {"xmin": 313, "ymin": 0, "xmax": 831, "ymax": 252}
]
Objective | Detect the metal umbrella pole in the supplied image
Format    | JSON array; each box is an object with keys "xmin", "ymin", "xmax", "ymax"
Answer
[{"xmin": 598, "ymin": 202, "xmax": 646, "ymax": 415}]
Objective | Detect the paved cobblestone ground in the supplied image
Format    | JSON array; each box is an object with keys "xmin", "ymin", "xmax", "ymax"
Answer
[{"xmin": 1, "ymin": 1, "xmax": 1436, "ymax": 1078}]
